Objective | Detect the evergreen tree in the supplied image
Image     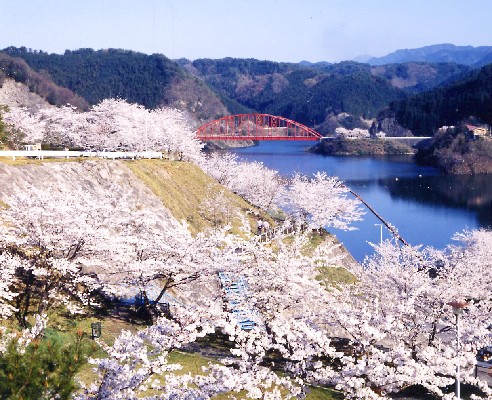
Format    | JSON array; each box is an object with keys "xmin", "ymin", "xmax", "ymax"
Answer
[{"xmin": 0, "ymin": 330, "xmax": 93, "ymax": 399}]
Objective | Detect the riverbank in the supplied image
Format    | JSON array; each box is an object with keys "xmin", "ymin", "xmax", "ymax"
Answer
[
  {"xmin": 309, "ymin": 137, "xmax": 415, "ymax": 156},
  {"xmin": 415, "ymin": 130, "xmax": 492, "ymax": 174},
  {"xmin": 203, "ymin": 139, "xmax": 256, "ymax": 151}
]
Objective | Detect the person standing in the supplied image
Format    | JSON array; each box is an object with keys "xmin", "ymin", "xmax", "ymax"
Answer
[{"xmin": 257, "ymin": 219, "xmax": 263, "ymax": 235}]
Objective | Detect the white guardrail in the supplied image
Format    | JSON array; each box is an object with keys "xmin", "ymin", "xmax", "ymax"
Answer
[
  {"xmin": 0, "ymin": 150, "xmax": 164, "ymax": 160},
  {"xmin": 320, "ymin": 136, "xmax": 432, "ymax": 140}
]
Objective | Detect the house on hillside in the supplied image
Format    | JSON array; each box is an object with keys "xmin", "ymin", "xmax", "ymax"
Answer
[{"xmin": 465, "ymin": 124, "xmax": 489, "ymax": 139}]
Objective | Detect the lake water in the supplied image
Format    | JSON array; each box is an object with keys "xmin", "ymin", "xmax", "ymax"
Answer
[{"xmin": 231, "ymin": 141, "xmax": 492, "ymax": 262}]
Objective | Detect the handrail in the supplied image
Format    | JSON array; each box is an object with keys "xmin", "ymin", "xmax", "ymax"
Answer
[{"xmin": 0, "ymin": 150, "xmax": 163, "ymax": 160}]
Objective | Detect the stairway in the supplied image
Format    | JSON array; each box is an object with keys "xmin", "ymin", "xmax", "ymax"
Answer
[{"xmin": 218, "ymin": 271, "xmax": 256, "ymax": 330}]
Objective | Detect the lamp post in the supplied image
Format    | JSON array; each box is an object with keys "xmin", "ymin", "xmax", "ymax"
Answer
[
  {"xmin": 374, "ymin": 223, "xmax": 383, "ymax": 245},
  {"xmin": 91, "ymin": 322, "xmax": 102, "ymax": 339},
  {"xmin": 447, "ymin": 301, "xmax": 469, "ymax": 400}
]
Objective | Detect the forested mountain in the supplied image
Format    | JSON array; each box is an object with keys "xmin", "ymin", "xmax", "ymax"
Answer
[
  {"xmin": 183, "ymin": 58, "xmax": 406, "ymax": 127},
  {"xmin": 0, "ymin": 52, "xmax": 88, "ymax": 109},
  {"xmin": 295, "ymin": 60, "xmax": 471, "ymax": 94},
  {"xmin": 390, "ymin": 63, "xmax": 492, "ymax": 135},
  {"xmin": 1, "ymin": 46, "xmax": 485, "ymax": 134},
  {"xmin": 182, "ymin": 58, "xmax": 476, "ymax": 128},
  {"xmin": 1, "ymin": 47, "xmax": 228, "ymax": 121},
  {"xmin": 367, "ymin": 44, "xmax": 492, "ymax": 67},
  {"xmin": 370, "ymin": 62, "xmax": 471, "ymax": 93}
]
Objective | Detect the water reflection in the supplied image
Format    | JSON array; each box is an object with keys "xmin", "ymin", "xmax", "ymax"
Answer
[{"xmin": 380, "ymin": 174, "xmax": 492, "ymax": 227}]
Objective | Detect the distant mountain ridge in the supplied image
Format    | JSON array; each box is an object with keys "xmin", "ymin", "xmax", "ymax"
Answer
[
  {"xmin": 366, "ymin": 44, "xmax": 492, "ymax": 67},
  {"xmin": 185, "ymin": 58, "xmax": 406, "ymax": 129}
]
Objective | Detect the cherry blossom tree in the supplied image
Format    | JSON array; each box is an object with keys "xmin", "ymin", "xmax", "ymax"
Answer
[
  {"xmin": 199, "ymin": 155, "xmax": 364, "ymax": 230},
  {"xmin": 0, "ymin": 249, "xmax": 21, "ymax": 319},
  {"xmin": 199, "ymin": 153, "xmax": 284, "ymax": 211},
  {"xmin": 198, "ymin": 152, "xmax": 238, "ymax": 187},
  {"xmin": 5, "ymin": 104, "xmax": 492, "ymax": 399},
  {"xmin": 1, "ymin": 179, "xmax": 194, "ymax": 319},
  {"xmin": 151, "ymin": 106, "xmax": 204, "ymax": 161},
  {"xmin": 0, "ymin": 162, "xmax": 245, "ymax": 325},
  {"xmin": 75, "ymin": 227, "xmax": 347, "ymax": 399},
  {"xmin": 0, "ymin": 183, "xmax": 103, "ymax": 326},
  {"xmin": 3, "ymin": 98, "xmax": 203, "ymax": 158},
  {"xmin": 80, "ymin": 99, "xmax": 202, "ymax": 157},
  {"xmin": 5, "ymin": 164, "xmax": 491, "ymax": 399},
  {"xmin": 2, "ymin": 106, "xmax": 47, "ymax": 145},
  {"xmin": 198, "ymin": 185, "xmax": 237, "ymax": 228},
  {"xmin": 39, "ymin": 104, "xmax": 82, "ymax": 147},
  {"xmin": 284, "ymin": 172, "xmax": 364, "ymax": 231},
  {"xmin": 76, "ymin": 310, "xmax": 307, "ymax": 400},
  {"xmin": 82, "ymin": 98, "xmax": 148, "ymax": 151},
  {"xmin": 309, "ymin": 232, "xmax": 492, "ymax": 399},
  {"xmin": 232, "ymin": 161, "xmax": 285, "ymax": 210}
]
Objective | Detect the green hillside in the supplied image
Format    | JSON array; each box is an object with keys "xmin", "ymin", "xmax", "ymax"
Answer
[
  {"xmin": 2, "ymin": 47, "xmax": 180, "ymax": 107},
  {"xmin": 189, "ymin": 58, "xmax": 406, "ymax": 127},
  {"xmin": 391, "ymin": 63, "xmax": 492, "ymax": 135},
  {"xmin": 1, "ymin": 47, "xmax": 228, "ymax": 121},
  {"xmin": 370, "ymin": 62, "xmax": 471, "ymax": 93}
]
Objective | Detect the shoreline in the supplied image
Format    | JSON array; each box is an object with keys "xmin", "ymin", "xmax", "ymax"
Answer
[{"xmin": 308, "ymin": 137, "xmax": 416, "ymax": 157}]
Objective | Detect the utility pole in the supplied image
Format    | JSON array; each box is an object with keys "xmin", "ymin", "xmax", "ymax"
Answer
[
  {"xmin": 374, "ymin": 223, "xmax": 383, "ymax": 245},
  {"xmin": 447, "ymin": 301, "xmax": 469, "ymax": 400}
]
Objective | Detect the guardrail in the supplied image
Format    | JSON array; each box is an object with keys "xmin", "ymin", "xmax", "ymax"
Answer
[
  {"xmin": 0, "ymin": 150, "xmax": 164, "ymax": 160},
  {"xmin": 320, "ymin": 136, "xmax": 432, "ymax": 140},
  {"xmin": 383, "ymin": 136, "xmax": 432, "ymax": 140}
]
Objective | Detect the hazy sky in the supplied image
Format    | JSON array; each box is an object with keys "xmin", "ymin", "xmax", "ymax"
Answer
[{"xmin": 2, "ymin": 0, "xmax": 492, "ymax": 63}]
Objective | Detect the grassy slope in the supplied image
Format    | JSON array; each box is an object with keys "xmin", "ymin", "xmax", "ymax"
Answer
[
  {"xmin": 0, "ymin": 157, "xmax": 90, "ymax": 165},
  {"xmin": 125, "ymin": 159, "xmax": 264, "ymax": 236}
]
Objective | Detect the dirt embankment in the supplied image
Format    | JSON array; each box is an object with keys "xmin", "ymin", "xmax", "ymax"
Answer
[
  {"xmin": 0, "ymin": 78, "xmax": 53, "ymax": 111},
  {"xmin": 0, "ymin": 159, "xmax": 183, "ymax": 230}
]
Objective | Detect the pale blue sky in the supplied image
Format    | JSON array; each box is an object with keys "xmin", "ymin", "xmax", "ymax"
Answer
[{"xmin": 2, "ymin": 0, "xmax": 492, "ymax": 62}]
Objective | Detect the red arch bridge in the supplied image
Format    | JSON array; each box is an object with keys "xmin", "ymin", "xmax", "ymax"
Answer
[{"xmin": 196, "ymin": 114, "xmax": 322, "ymax": 141}]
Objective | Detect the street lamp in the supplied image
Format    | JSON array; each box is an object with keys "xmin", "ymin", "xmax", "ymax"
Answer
[
  {"xmin": 447, "ymin": 301, "xmax": 469, "ymax": 400},
  {"xmin": 91, "ymin": 322, "xmax": 102, "ymax": 339},
  {"xmin": 374, "ymin": 223, "xmax": 383, "ymax": 245}
]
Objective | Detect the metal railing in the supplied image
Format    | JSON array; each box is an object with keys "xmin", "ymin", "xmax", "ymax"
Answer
[{"xmin": 0, "ymin": 150, "xmax": 164, "ymax": 160}]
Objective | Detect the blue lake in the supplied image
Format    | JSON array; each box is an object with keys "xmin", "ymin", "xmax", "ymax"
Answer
[{"xmin": 231, "ymin": 141, "xmax": 492, "ymax": 262}]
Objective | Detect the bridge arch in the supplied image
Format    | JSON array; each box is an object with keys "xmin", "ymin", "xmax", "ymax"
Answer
[{"xmin": 196, "ymin": 114, "xmax": 322, "ymax": 141}]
